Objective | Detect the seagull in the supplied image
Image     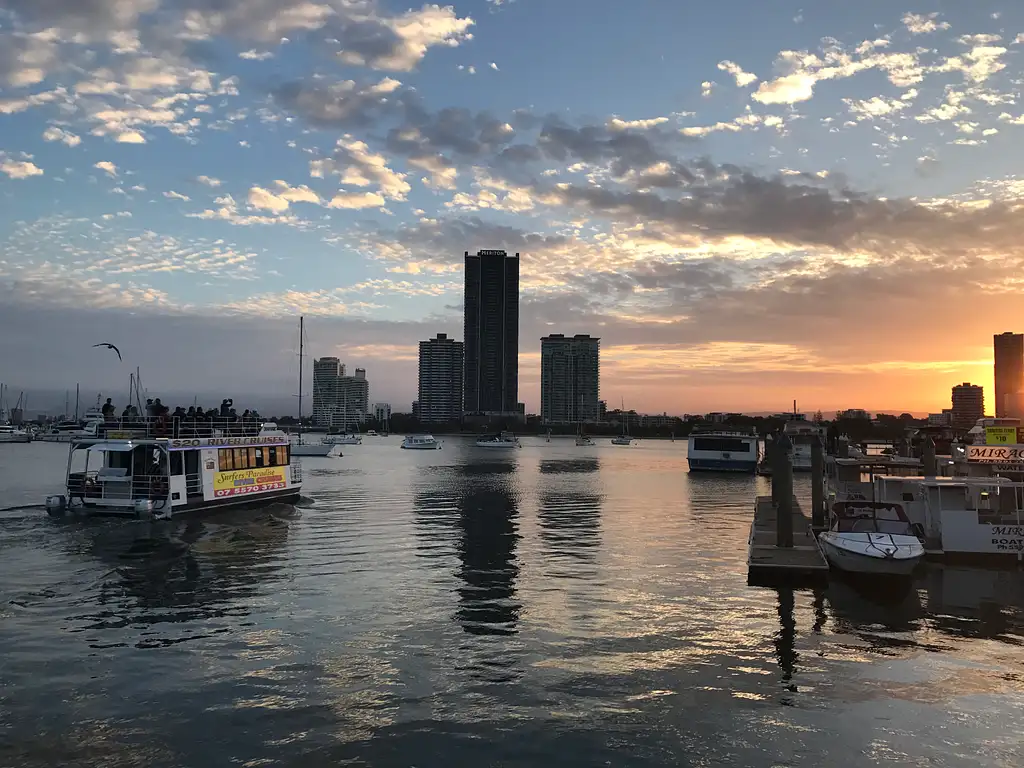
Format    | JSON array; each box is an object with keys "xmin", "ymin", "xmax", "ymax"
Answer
[{"xmin": 92, "ymin": 342, "xmax": 122, "ymax": 361}]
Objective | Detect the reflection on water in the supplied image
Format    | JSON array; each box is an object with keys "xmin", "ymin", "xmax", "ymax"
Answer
[{"xmin": 2, "ymin": 440, "xmax": 1023, "ymax": 768}]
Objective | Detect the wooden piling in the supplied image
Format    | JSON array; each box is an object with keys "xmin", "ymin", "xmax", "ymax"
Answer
[
  {"xmin": 811, "ymin": 436, "xmax": 825, "ymax": 531},
  {"xmin": 774, "ymin": 432, "xmax": 794, "ymax": 548}
]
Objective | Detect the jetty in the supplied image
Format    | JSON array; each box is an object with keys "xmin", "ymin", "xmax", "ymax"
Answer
[{"xmin": 747, "ymin": 431, "xmax": 828, "ymax": 586}]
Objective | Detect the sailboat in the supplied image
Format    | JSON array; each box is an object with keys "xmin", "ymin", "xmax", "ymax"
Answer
[
  {"xmin": 575, "ymin": 395, "xmax": 594, "ymax": 446},
  {"xmin": 291, "ymin": 316, "xmax": 336, "ymax": 457},
  {"xmin": 611, "ymin": 398, "xmax": 633, "ymax": 445},
  {"xmin": 325, "ymin": 391, "xmax": 362, "ymax": 445}
]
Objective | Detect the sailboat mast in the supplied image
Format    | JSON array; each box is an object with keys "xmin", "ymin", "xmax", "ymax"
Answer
[
  {"xmin": 298, "ymin": 316, "xmax": 304, "ymax": 438},
  {"xmin": 75, "ymin": 383, "xmax": 80, "ymax": 420}
]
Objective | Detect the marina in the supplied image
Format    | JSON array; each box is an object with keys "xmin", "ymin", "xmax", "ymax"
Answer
[{"xmin": 2, "ymin": 436, "xmax": 1021, "ymax": 768}]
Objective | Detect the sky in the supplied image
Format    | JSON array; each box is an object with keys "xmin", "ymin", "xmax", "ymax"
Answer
[{"xmin": 1, "ymin": 0, "xmax": 1023, "ymax": 417}]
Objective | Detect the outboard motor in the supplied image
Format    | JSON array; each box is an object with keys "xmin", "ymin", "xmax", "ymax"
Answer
[{"xmin": 45, "ymin": 495, "xmax": 67, "ymax": 517}]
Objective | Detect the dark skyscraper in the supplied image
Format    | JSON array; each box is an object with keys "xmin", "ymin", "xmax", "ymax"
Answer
[
  {"xmin": 994, "ymin": 332, "xmax": 1024, "ymax": 418},
  {"xmin": 464, "ymin": 250, "xmax": 519, "ymax": 415}
]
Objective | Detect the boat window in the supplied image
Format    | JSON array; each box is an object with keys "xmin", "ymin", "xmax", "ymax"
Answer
[
  {"xmin": 692, "ymin": 437, "xmax": 751, "ymax": 453},
  {"xmin": 218, "ymin": 448, "xmax": 234, "ymax": 470},
  {"xmin": 170, "ymin": 452, "xmax": 184, "ymax": 476}
]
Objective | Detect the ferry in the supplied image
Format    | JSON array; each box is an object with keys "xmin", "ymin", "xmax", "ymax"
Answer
[
  {"xmin": 401, "ymin": 434, "xmax": 441, "ymax": 450},
  {"xmin": 687, "ymin": 428, "xmax": 761, "ymax": 473},
  {"xmin": 44, "ymin": 417, "xmax": 301, "ymax": 519}
]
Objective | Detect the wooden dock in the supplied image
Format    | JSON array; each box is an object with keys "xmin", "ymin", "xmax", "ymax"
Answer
[{"xmin": 747, "ymin": 495, "xmax": 829, "ymax": 586}]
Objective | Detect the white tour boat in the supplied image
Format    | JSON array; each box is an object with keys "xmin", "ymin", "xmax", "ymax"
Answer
[
  {"xmin": 401, "ymin": 434, "xmax": 440, "ymax": 450},
  {"xmin": 44, "ymin": 419, "xmax": 302, "ymax": 519},
  {"xmin": 819, "ymin": 501, "xmax": 925, "ymax": 576},
  {"xmin": 0, "ymin": 424, "xmax": 31, "ymax": 443},
  {"xmin": 475, "ymin": 431, "xmax": 521, "ymax": 449},
  {"xmin": 687, "ymin": 428, "xmax": 761, "ymax": 473}
]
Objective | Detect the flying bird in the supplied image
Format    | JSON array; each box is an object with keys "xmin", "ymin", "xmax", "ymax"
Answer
[{"xmin": 92, "ymin": 342, "xmax": 122, "ymax": 361}]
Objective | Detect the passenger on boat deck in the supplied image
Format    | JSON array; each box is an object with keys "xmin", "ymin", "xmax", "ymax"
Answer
[
  {"xmin": 101, "ymin": 398, "xmax": 116, "ymax": 420},
  {"xmin": 219, "ymin": 398, "xmax": 233, "ymax": 418},
  {"xmin": 145, "ymin": 399, "xmax": 155, "ymax": 417},
  {"xmin": 153, "ymin": 398, "xmax": 169, "ymax": 417}
]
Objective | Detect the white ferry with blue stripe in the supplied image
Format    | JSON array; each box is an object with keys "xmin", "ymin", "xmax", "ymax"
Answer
[{"xmin": 687, "ymin": 428, "xmax": 761, "ymax": 473}]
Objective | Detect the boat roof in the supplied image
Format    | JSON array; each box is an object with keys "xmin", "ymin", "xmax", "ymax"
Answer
[{"xmin": 833, "ymin": 500, "xmax": 910, "ymax": 521}]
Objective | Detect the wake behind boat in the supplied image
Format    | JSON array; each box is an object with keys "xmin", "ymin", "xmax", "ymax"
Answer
[{"xmin": 819, "ymin": 501, "xmax": 925, "ymax": 576}]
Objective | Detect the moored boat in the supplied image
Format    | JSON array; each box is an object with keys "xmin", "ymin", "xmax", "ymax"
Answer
[
  {"xmin": 0, "ymin": 424, "xmax": 31, "ymax": 443},
  {"xmin": 475, "ymin": 431, "xmax": 520, "ymax": 448},
  {"xmin": 819, "ymin": 501, "xmax": 925, "ymax": 576},
  {"xmin": 324, "ymin": 433, "xmax": 362, "ymax": 446},
  {"xmin": 401, "ymin": 434, "xmax": 440, "ymax": 450},
  {"xmin": 687, "ymin": 428, "xmax": 760, "ymax": 473}
]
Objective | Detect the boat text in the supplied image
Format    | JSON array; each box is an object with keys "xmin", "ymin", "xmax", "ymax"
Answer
[
  {"xmin": 966, "ymin": 445, "xmax": 1024, "ymax": 464},
  {"xmin": 169, "ymin": 436, "xmax": 289, "ymax": 450},
  {"xmin": 213, "ymin": 467, "xmax": 286, "ymax": 497}
]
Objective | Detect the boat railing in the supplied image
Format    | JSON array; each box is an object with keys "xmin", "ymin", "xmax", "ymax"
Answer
[
  {"xmin": 290, "ymin": 461, "xmax": 302, "ymax": 484},
  {"xmin": 185, "ymin": 473, "xmax": 203, "ymax": 496},
  {"xmin": 67, "ymin": 471, "xmax": 170, "ymax": 502},
  {"xmin": 90, "ymin": 415, "xmax": 264, "ymax": 440}
]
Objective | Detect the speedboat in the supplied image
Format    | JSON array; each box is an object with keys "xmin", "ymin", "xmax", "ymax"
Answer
[
  {"xmin": 475, "ymin": 431, "xmax": 520, "ymax": 448},
  {"xmin": 819, "ymin": 501, "xmax": 925, "ymax": 576},
  {"xmin": 326, "ymin": 434, "xmax": 361, "ymax": 445},
  {"xmin": 610, "ymin": 436, "xmax": 632, "ymax": 446},
  {"xmin": 401, "ymin": 434, "xmax": 440, "ymax": 450},
  {"xmin": 575, "ymin": 435, "xmax": 594, "ymax": 446}
]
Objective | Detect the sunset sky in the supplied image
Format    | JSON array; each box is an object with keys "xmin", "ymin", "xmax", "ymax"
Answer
[{"xmin": 1, "ymin": 0, "xmax": 1022, "ymax": 415}]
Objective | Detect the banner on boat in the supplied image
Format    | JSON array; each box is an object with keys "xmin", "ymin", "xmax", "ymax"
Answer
[
  {"xmin": 967, "ymin": 444, "xmax": 1024, "ymax": 463},
  {"xmin": 984, "ymin": 427, "xmax": 1024, "ymax": 445},
  {"xmin": 169, "ymin": 435, "xmax": 289, "ymax": 450},
  {"xmin": 213, "ymin": 467, "xmax": 287, "ymax": 497}
]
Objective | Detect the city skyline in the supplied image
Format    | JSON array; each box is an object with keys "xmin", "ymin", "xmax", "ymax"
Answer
[{"xmin": 4, "ymin": 2, "xmax": 1024, "ymax": 413}]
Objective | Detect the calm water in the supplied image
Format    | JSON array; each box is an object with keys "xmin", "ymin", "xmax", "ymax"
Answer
[{"xmin": 1, "ymin": 438, "xmax": 1023, "ymax": 767}]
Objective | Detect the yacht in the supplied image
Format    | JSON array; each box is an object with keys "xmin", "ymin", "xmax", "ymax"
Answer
[
  {"xmin": 401, "ymin": 434, "xmax": 441, "ymax": 450},
  {"xmin": 475, "ymin": 431, "xmax": 520, "ymax": 449},
  {"xmin": 784, "ymin": 418, "xmax": 827, "ymax": 470},
  {"xmin": 324, "ymin": 433, "xmax": 362, "ymax": 446},
  {"xmin": 687, "ymin": 428, "xmax": 761, "ymax": 473},
  {"xmin": 819, "ymin": 501, "xmax": 925, "ymax": 576},
  {"xmin": 0, "ymin": 424, "xmax": 31, "ymax": 443}
]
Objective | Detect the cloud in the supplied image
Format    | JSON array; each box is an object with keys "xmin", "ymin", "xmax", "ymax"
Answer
[
  {"xmin": 335, "ymin": 4, "xmax": 475, "ymax": 71},
  {"xmin": 93, "ymin": 160, "xmax": 118, "ymax": 177},
  {"xmin": 247, "ymin": 182, "xmax": 321, "ymax": 212},
  {"xmin": 41, "ymin": 126, "xmax": 82, "ymax": 146},
  {"xmin": 195, "ymin": 175, "xmax": 223, "ymax": 187},
  {"xmin": 717, "ymin": 60, "xmax": 758, "ymax": 87},
  {"xmin": 0, "ymin": 158, "xmax": 44, "ymax": 179},
  {"xmin": 902, "ymin": 13, "xmax": 951, "ymax": 35},
  {"xmin": 844, "ymin": 95, "xmax": 911, "ymax": 120},
  {"xmin": 312, "ymin": 137, "xmax": 411, "ymax": 200},
  {"xmin": 163, "ymin": 190, "xmax": 191, "ymax": 201},
  {"xmin": 701, "ymin": 81, "xmax": 715, "ymax": 98},
  {"xmin": 489, "ymin": 62, "xmax": 499, "ymax": 71},
  {"xmin": 239, "ymin": 49, "xmax": 275, "ymax": 60},
  {"xmin": 607, "ymin": 117, "xmax": 670, "ymax": 131},
  {"xmin": 327, "ymin": 191, "xmax": 387, "ymax": 209},
  {"xmin": 116, "ymin": 130, "xmax": 147, "ymax": 144}
]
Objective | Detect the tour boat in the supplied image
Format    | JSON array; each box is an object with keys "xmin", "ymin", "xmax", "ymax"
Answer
[
  {"xmin": 401, "ymin": 434, "xmax": 440, "ymax": 450},
  {"xmin": 44, "ymin": 420, "xmax": 302, "ymax": 519},
  {"xmin": 687, "ymin": 428, "xmax": 761, "ymax": 473},
  {"xmin": 0, "ymin": 424, "xmax": 31, "ymax": 443},
  {"xmin": 819, "ymin": 501, "xmax": 925, "ymax": 576},
  {"xmin": 475, "ymin": 431, "xmax": 521, "ymax": 448}
]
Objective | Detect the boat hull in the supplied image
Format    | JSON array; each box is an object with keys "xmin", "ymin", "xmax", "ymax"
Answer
[
  {"xmin": 819, "ymin": 534, "xmax": 923, "ymax": 576},
  {"xmin": 687, "ymin": 458, "xmax": 758, "ymax": 473},
  {"xmin": 401, "ymin": 443, "xmax": 439, "ymax": 450},
  {"xmin": 610, "ymin": 438, "xmax": 632, "ymax": 445},
  {"xmin": 0, "ymin": 434, "xmax": 31, "ymax": 444},
  {"xmin": 63, "ymin": 487, "xmax": 301, "ymax": 518},
  {"xmin": 325, "ymin": 436, "xmax": 362, "ymax": 445},
  {"xmin": 475, "ymin": 442, "xmax": 519, "ymax": 449}
]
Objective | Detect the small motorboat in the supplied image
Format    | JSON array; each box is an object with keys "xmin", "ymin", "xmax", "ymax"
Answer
[
  {"xmin": 475, "ymin": 431, "xmax": 520, "ymax": 449},
  {"xmin": 401, "ymin": 434, "xmax": 440, "ymax": 450},
  {"xmin": 819, "ymin": 501, "xmax": 925, "ymax": 576},
  {"xmin": 575, "ymin": 435, "xmax": 594, "ymax": 446},
  {"xmin": 610, "ymin": 436, "xmax": 632, "ymax": 446}
]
